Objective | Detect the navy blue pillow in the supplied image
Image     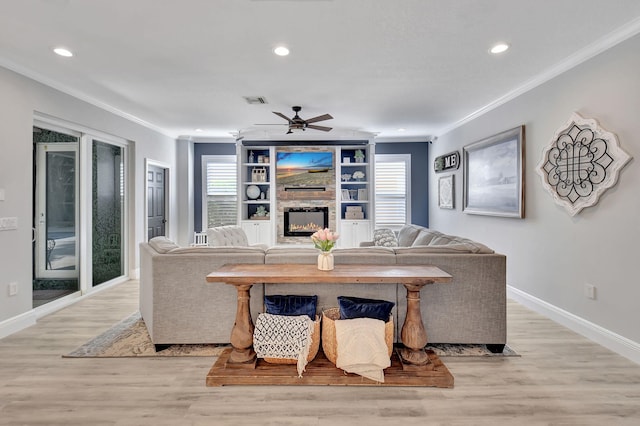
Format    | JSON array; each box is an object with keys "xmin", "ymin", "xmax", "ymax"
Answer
[
  {"xmin": 264, "ymin": 295, "xmax": 318, "ymax": 320},
  {"xmin": 337, "ymin": 296, "xmax": 394, "ymax": 322}
]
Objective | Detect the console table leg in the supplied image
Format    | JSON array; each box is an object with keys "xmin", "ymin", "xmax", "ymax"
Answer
[
  {"xmin": 400, "ymin": 282, "xmax": 431, "ymax": 366},
  {"xmin": 228, "ymin": 284, "xmax": 256, "ymax": 365}
]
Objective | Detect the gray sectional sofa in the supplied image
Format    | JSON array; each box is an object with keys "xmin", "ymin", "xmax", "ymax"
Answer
[{"xmin": 139, "ymin": 224, "xmax": 506, "ymax": 352}]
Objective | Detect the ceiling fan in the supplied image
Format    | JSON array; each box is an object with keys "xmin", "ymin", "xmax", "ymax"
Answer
[{"xmin": 270, "ymin": 106, "xmax": 333, "ymax": 134}]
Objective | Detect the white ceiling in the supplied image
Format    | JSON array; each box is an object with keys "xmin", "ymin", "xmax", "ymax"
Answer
[{"xmin": 2, "ymin": 0, "xmax": 640, "ymax": 142}]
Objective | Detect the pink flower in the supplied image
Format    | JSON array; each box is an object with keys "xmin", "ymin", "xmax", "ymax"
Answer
[{"xmin": 311, "ymin": 228, "xmax": 339, "ymax": 251}]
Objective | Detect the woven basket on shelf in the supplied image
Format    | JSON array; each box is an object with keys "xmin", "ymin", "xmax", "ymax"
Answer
[
  {"xmin": 321, "ymin": 307, "xmax": 394, "ymax": 365},
  {"xmin": 262, "ymin": 315, "xmax": 321, "ymax": 364}
]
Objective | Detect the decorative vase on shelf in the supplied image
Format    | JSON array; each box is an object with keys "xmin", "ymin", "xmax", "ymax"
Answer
[{"xmin": 317, "ymin": 252, "xmax": 334, "ymax": 271}]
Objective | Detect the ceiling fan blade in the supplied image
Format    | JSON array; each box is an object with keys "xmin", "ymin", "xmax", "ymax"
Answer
[
  {"xmin": 306, "ymin": 124, "xmax": 332, "ymax": 132},
  {"xmin": 273, "ymin": 111, "xmax": 293, "ymax": 123},
  {"xmin": 305, "ymin": 113, "xmax": 333, "ymax": 124}
]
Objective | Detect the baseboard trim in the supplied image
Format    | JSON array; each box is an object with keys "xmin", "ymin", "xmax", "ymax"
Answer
[
  {"xmin": 1, "ymin": 277, "xmax": 132, "ymax": 339},
  {"xmin": 508, "ymin": 285, "xmax": 640, "ymax": 365},
  {"xmin": 0, "ymin": 310, "xmax": 37, "ymax": 340}
]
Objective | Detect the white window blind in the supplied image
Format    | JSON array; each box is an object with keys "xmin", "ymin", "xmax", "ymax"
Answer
[
  {"xmin": 202, "ymin": 155, "xmax": 237, "ymax": 229},
  {"xmin": 375, "ymin": 154, "xmax": 411, "ymax": 229}
]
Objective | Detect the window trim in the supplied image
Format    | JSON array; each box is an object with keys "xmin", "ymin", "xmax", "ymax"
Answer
[
  {"xmin": 201, "ymin": 155, "xmax": 238, "ymax": 231},
  {"xmin": 374, "ymin": 153, "xmax": 411, "ymax": 230}
]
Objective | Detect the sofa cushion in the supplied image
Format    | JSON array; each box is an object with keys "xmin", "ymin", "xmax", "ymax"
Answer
[
  {"xmin": 394, "ymin": 245, "xmax": 476, "ymax": 254},
  {"xmin": 430, "ymin": 235, "xmax": 494, "ymax": 254},
  {"xmin": 338, "ymin": 296, "xmax": 395, "ymax": 322},
  {"xmin": 206, "ymin": 225, "xmax": 249, "ymax": 247},
  {"xmin": 411, "ymin": 229, "xmax": 442, "ymax": 246},
  {"xmin": 396, "ymin": 224, "xmax": 425, "ymax": 247},
  {"xmin": 264, "ymin": 295, "xmax": 318, "ymax": 320},
  {"xmin": 168, "ymin": 246, "xmax": 265, "ymax": 254},
  {"xmin": 148, "ymin": 236, "xmax": 180, "ymax": 254},
  {"xmin": 373, "ymin": 228, "xmax": 398, "ymax": 247}
]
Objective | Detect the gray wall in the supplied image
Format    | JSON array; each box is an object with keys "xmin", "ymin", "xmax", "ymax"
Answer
[
  {"xmin": 429, "ymin": 33, "xmax": 640, "ymax": 350},
  {"xmin": 376, "ymin": 142, "xmax": 430, "ymax": 227},
  {"xmin": 193, "ymin": 143, "xmax": 236, "ymax": 231},
  {"xmin": 0, "ymin": 65, "xmax": 177, "ymax": 327}
]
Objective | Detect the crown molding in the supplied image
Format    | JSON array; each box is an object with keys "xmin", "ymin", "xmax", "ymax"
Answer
[
  {"xmin": 0, "ymin": 59, "xmax": 176, "ymax": 139},
  {"xmin": 436, "ymin": 16, "xmax": 640, "ymax": 137}
]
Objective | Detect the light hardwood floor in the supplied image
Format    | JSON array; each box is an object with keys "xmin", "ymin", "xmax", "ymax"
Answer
[{"xmin": 1, "ymin": 280, "xmax": 639, "ymax": 425}]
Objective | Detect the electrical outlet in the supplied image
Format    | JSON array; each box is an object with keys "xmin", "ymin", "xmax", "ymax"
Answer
[
  {"xmin": 8, "ymin": 282, "xmax": 18, "ymax": 296},
  {"xmin": 584, "ymin": 283, "xmax": 596, "ymax": 300}
]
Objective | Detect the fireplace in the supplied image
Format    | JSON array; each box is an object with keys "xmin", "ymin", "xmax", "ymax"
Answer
[{"xmin": 284, "ymin": 207, "xmax": 329, "ymax": 237}]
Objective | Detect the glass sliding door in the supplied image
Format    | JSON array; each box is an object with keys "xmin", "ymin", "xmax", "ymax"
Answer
[
  {"xmin": 92, "ymin": 139, "xmax": 125, "ymax": 286},
  {"xmin": 33, "ymin": 127, "xmax": 80, "ymax": 307}
]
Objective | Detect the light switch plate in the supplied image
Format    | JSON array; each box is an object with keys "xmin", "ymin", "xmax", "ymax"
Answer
[
  {"xmin": 0, "ymin": 217, "xmax": 18, "ymax": 231},
  {"xmin": 0, "ymin": 188, "xmax": 5, "ymax": 201}
]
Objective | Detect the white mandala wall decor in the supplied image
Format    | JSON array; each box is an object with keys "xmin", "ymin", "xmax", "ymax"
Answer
[{"xmin": 537, "ymin": 112, "xmax": 631, "ymax": 216}]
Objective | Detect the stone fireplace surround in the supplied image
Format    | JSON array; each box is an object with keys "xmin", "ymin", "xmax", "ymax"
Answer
[{"xmin": 276, "ymin": 146, "xmax": 337, "ymax": 245}]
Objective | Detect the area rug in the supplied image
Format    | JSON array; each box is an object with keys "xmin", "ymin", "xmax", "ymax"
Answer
[
  {"xmin": 64, "ymin": 312, "xmax": 228, "ymax": 358},
  {"xmin": 64, "ymin": 312, "xmax": 519, "ymax": 358}
]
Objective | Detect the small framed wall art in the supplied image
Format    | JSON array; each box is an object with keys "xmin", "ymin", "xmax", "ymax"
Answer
[
  {"xmin": 438, "ymin": 175, "xmax": 454, "ymax": 209},
  {"xmin": 463, "ymin": 125, "xmax": 525, "ymax": 218}
]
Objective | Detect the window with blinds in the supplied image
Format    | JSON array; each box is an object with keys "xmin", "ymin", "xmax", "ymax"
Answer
[
  {"xmin": 202, "ymin": 155, "xmax": 237, "ymax": 229},
  {"xmin": 375, "ymin": 154, "xmax": 411, "ymax": 230}
]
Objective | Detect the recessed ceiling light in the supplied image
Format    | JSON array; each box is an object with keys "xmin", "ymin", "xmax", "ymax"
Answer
[
  {"xmin": 195, "ymin": 128, "xmax": 203, "ymax": 132},
  {"xmin": 397, "ymin": 128, "xmax": 406, "ymax": 132},
  {"xmin": 489, "ymin": 43, "xmax": 510, "ymax": 54},
  {"xmin": 53, "ymin": 47, "xmax": 73, "ymax": 57},
  {"xmin": 274, "ymin": 46, "xmax": 290, "ymax": 56}
]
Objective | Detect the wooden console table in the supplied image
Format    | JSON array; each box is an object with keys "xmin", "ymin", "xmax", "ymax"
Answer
[{"xmin": 205, "ymin": 263, "xmax": 453, "ymax": 387}]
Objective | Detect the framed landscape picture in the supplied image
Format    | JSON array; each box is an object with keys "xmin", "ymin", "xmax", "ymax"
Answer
[
  {"xmin": 463, "ymin": 125, "xmax": 525, "ymax": 218},
  {"xmin": 438, "ymin": 174, "xmax": 454, "ymax": 209}
]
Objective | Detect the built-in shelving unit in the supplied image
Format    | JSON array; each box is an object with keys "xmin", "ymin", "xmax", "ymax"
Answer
[
  {"xmin": 237, "ymin": 142, "xmax": 374, "ymax": 247},
  {"xmin": 239, "ymin": 146, "xmax": 275, "ymax": 245},
  {"xmin": 336, "ymin": 146, "xmax": 373, "ymax": 247}
]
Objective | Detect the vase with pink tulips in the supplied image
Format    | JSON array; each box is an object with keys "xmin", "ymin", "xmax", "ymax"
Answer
[{"xmin": 311, "ymin": 228, "xmax": 339, "ymax": 270}]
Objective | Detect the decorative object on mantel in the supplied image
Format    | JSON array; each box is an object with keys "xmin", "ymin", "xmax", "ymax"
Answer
[
  {"xmin": 311, "ymin": 228, "xmax": 339, "ymax": 271},
  {"xmin": 352, "ymin": 170, "xmax": 365, "ymax": 181},
  {"xmin": 434, "ymin": 151, "xmax": 460, "ymax": 173},
  {"xmin": 537, "ymin": 112, "xmax": 631, "ymax": 216}
]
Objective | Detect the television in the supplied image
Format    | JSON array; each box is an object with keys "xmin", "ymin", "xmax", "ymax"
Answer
[{"xmin": 276, "ymin": 151, "xmax": 334, "ymax": 186}]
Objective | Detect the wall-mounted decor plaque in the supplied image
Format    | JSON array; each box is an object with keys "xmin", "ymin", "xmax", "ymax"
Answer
[
  {"xmin": 434, "ymin": 151, "xmax": 460, "ymax": 172},
  {"xmin": 537, "ymin": 112, "xmax": 631, "ymax": 216}
]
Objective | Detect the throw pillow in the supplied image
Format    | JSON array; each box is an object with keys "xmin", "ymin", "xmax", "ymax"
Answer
[
  {"xmin": 148, "ymin": 236, "xmax": 180, "ymax": 254},
  {"xmin": 373, "ymin": 228, "xmax": 398, "ymax": 247},
  {"xmin": 337, "ymin": 296, "xmax": 395, "ymax": 322},
  {"xmin": 411, "ymin": 229, "xmax": 442, "ymax": 246},
  {"xmin": 264, "ymin": 295, "xmax": 318, "ymax": 320}
]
